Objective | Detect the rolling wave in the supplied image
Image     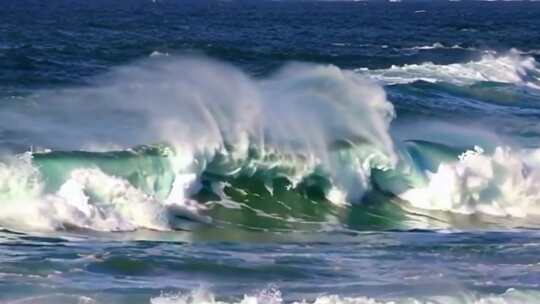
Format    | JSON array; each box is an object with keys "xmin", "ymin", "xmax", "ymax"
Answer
[{"xmin": 1, "ymin": 56, "xmax": 540, "ymax": 233}]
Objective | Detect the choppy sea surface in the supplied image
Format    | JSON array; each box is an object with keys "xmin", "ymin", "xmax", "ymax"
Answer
[{"xmin": 2, "ymin": 1, "xmax": 540, "ymax": 303}]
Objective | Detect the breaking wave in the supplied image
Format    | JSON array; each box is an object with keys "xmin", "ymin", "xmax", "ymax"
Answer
[
  {"xmin": 0, "ymin": 57, "xmax": 396, "ymax": 232},
  {"xmin": 403, "ymin": 42, "xmax": 476, "ymax": 51},
  {"xmin": 1, "ymin": 56, "xmax": 540, "ymax": 233},
  {"xmin": 4, "ymin": 134, "xmax": 540, "ymax": 232}
]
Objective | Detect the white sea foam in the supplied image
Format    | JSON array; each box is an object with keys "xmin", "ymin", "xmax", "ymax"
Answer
[
  {"xmin": 399, "ymin": 146, "xmax": 540, "ymax": 217},
  {"xmin": 404, "ymin": 42, "xmax": 476, "ymax": 51},
  {"xmin": 6, "ymin": 288, "xmax": 540, "ymax": 304},
  {"xmin": 6, "ymin": 294, "xmax": 97, "ymax": 304},
  {"xmin": 0, "ymin": 152, "xmax": 209, "ymax": 231},
  {"xmin": 150, "ymin": 50, "xmax": 169, "ymax": 57},
  {"xmin": 150, "ymin": 288, "xmax": 540, "ymax": 304},
  {"xmin": 410, "ymin": 42, "xmax": 445, "ymax": 50},
  {"xmin": 357, "ymin": 49, "xmax": 540, "ymax": 88},
  {"xmin": 0, "ymin": 160, "xmax": 165, "ymax": 231},
  {"xmin": 8, "ymin": 290, "xmax": 540, "ymax": 304}
]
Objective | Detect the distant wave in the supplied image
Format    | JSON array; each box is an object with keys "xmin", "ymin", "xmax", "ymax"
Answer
[
  {"xmin": 403, "ymin": 42, "xmax": 476, "ymax": 51},
  {"xmin": 356, "ymin": 49, "xmax": 540, "ymax": 88},
  {"xmin": 150, "ymin": 50, "xmax": 170, "ymax": 57}
]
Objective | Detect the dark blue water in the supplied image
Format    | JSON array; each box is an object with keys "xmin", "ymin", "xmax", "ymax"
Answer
[{"xmin": 1, "ymin": 1, "xmax": 540, "ymax": 303}]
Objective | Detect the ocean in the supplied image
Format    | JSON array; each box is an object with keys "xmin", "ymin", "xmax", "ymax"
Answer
[{"xmin": 1, "ymin": 0, "xmax": 540, "ymax": 303}]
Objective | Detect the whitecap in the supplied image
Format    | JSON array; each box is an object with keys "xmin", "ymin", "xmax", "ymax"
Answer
[{"xmin": 356, "ymin": 49, "xmax": 540, "ymax": 88}]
